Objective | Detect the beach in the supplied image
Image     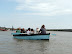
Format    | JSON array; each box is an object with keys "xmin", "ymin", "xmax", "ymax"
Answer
[{"xmin": 0, "ymin": 31, "xmax": 72, "ymax": 54}]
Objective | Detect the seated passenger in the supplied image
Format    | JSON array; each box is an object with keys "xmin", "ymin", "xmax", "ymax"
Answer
[
  {"xmin": 39, "ymin": 25, "xmax": 46, "ymax": 34},
  {"xmin": 21, "ymin": 28, "xmax": 25, "ymax": 33},
  {"xmin": 31, "ymin": 29, "xmax": 34, "ymax": 34},
  {"xmin": 16, "ymin": 28, "xmax": 21, "ymax": 33},
  {"xmin": 27, "ymin": 28, "xmax": 31, "ymax": 35},
  {"xmin": 36, "ymin": 28, "xmax": 40, "ymax": 34}
]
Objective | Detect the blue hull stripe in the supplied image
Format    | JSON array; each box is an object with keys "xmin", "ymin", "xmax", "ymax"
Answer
[{"xmin": 13, "ymin": 35, "xmax": 50, "ymax": 40}]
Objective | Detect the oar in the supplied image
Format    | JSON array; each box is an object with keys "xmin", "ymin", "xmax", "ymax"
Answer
[{"xmin": 51, "ymin": 34, "xmax": 56, "ymax": 36}]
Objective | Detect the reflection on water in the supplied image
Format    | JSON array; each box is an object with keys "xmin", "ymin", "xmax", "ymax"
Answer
[
  {"xmin": 12, "ymin": 37, "xmax": 49, "ymax": 54},
  {"xmin": 13, "ymin": 38, "xmax": 49, "ymax": 42},
  {"xmin": 13, "ymin": 38, "xmax": 24, "ymax": 42},
  {"xmin": 0, "ymin": 31, "xmax": 72, "ymax": 54}
]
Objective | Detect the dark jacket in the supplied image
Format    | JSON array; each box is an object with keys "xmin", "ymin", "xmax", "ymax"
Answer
[{"xmin": 40, "ymin": 28, "xmax": 46, "ymax": 34}]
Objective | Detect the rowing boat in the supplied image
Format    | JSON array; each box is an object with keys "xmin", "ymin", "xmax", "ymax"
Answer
[{"xmin": 11, "ymin": 33, "xmax": 50, "ymax": 40}]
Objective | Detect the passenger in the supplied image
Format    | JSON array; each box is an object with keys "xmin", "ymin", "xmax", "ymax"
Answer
[
  {"xmin": 16, "ymin": 28, "xmax": 21, "ymax": 33},
  {"xmin": 36, "ymin": 28, "xmax": 40, "ymax": 34},
  {"xmin": 27, "ymin": 28, "xmax": 31, "ymax": 35},
  {"xmin": 21, "ymin": 28, "xmax": 25, "ymax": 33},
  {"xmin": 39, "ymin": 25, "xmax": 46, "ymax": 34},
  {"xmin": 31, "ymin": 29, "xmax": 34, "ymax": 34}
]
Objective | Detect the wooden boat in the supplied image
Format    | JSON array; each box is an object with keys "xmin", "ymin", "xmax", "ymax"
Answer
[{"xmin": 11, "ymin": 33, "xmax": 50, "ymax": 40}]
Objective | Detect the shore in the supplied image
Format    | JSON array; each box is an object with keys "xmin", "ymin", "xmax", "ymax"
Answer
[{"xmin": 47, "ymin": 29, "xmax": 72, "ymax": 32}]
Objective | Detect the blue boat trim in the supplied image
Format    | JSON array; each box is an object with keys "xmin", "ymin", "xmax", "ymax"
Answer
[{"xmin": 12, "ymin": 33, "xmax": 50, "ymax": 40}]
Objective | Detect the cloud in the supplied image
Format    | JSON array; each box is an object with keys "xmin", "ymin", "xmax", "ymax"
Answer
[
  {"xmin": 14, "ymin": 9, "xmax": 72, "ymax": 16},
  {"xmin": 12, "ymin": 0, "xmax": 72, "ymax": 16}
]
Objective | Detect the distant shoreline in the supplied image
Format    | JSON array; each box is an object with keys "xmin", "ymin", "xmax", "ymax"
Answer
[
  {"xmin": 0, "ymin": 26, "xmax": 72, "ymax": 32},
  {"xmin": 46, "ymin": 29, "xmax": 72, "ymax": 32}
]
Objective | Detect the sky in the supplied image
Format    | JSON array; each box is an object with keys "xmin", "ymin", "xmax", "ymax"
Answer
[{"xmin": 0, "ymin": 0, "xmax": 72, "ymax": 29}]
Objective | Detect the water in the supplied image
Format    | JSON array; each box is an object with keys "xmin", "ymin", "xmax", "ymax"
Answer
[{"xmin": 0, "ymin": 31, "xmax": 72, "ymax": 54}]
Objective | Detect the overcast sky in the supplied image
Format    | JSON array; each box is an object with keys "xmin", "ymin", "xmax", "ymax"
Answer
[{"xmin": 0, "ymin": 0, "xmax": 72, "ymax": 29}]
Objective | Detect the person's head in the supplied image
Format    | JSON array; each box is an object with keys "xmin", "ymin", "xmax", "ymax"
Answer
[
  {"xmin": 28, "ymin": 28, "xmax": 31, "ymax": 31},
  {"xmin": 17, "ymin": 28, "xmax": 21, "ymax": 30},
  {"xmin": 41, "ymin": 25, "xmax": 45, "ymax": 28},
  {"xmin": 36, "ymin": 28, "xmax": 39, "ymax": 29},
  {"xmin": 23, "ymin": 28, "xmax": 25, "ymax": 30},
  {"xmin": 21, "ymin": 29, "xmax": 23, "ymax": 30},
  {"xmin": 31, "ymin": 29, "xmax": 34, "ymax": 31}
]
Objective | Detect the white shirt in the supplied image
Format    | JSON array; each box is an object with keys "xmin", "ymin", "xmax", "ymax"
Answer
[
  {"xmin": 36, "ymin": 29, "xmax": 40, "ymax": 32},
  {"xmin": 27, "ymin": 31, "xmax": 31, "ymax": 35},
  {"xmin": 36, "ymin": 28, "xmax": 40, "ymax": 34}
]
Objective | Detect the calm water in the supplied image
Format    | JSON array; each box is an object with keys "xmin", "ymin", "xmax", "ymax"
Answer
[{"xmin": 0, "ymin": 31, "xmax": 72, "ymax": 54}]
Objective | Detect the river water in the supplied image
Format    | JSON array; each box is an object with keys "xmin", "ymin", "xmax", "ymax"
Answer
[{"xmin": 0, "ymin": 31, "xmax": 72, "ymax": 54}]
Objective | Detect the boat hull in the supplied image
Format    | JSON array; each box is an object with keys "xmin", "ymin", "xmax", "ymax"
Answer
[{"xmin": 12, "ymin": 33, "xmax": 50, "ymax": 40}]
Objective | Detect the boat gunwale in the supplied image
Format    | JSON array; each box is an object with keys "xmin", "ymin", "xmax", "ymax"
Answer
[{"xmin": 12, "ymin": 33, "xmax": 50, "ymax": 36}]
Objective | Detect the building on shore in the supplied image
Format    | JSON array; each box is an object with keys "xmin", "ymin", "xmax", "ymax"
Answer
[{"xmin": 0, "ymin": 26, "xmax": 7, "ymax": 31}]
